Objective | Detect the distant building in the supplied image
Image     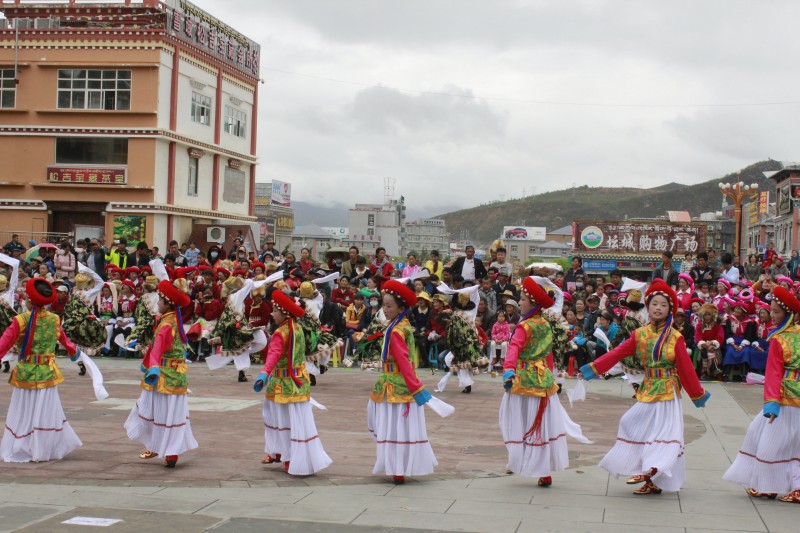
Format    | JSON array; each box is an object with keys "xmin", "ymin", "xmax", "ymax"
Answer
[
  {"xmin": 405, "ymin": 218, "xmax": 448, "ymax": 259},
  {"xmin": 254, "ymin": 182, "xmax": 295, "ymax": 251},
  {"xmin": 546, "ymin": 225, "xmax": 573, "ymax": 245},
  {"xmin": 289, "ymin": 224, "xmax": 340, "ymax": 262},
  {"xmin": 500, "ymin": 226, "xmax": 546, "ymax": 265},
  {"xmin": 765, "ymin": 163, "xmax": 800, "ymax": 256},
  {"xmin": 742, "ymin": 193, "xmax": 775, "ymax": 257},
  {"xmin": 347, "ymin": 198, "xmax": 406, "ymax": 257}
]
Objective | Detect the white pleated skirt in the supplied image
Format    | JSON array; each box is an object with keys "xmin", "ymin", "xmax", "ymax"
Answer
[
  {"xmin": 263, "ymin": 399, "xmax": 331, "ymax": 475},
  {"xmin": 1, "ymin": 386, "xmax": 82, "ymax": 463},
  {"xmin": 599, "ymin": 395, "xmax": 685, "ymax": 492},
  {"xmin": 368, "ymin": 399, "xmax": 438, "ymax": 476},
  {"xmin": 500, "ymin": 392, "xmax": 591, "ymax": 478},
  {"xmin": 124, "ymin": 389, "xmax": 198, "ymax": 457},
  {"xmin": 723, "ymin": 405, "xmax": 800, "ymax": 494}
]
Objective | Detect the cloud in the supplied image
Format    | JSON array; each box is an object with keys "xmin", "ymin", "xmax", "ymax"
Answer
[{"xmin": 189, "ymin": 0, "xmax": 800, "ymax": 215}]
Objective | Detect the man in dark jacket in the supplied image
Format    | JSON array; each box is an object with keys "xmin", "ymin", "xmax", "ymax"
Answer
[
  {"xmin": 451, "ymin": 245, "xmax": 487, "ymax": 284},
  {"xmin": 86, "ymin": 239, "xmax": 106, "ymax": 280},
  {"xmin": 652, "ymin": 251, "xmax": 679, "ymax": 288}
]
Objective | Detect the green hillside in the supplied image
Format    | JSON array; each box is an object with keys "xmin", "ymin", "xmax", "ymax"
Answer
[{"xmin": 437, "ymin": 160, "xmax": 782, "ymax": 244}]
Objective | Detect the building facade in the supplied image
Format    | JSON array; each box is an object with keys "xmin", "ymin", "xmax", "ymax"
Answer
[
  {"xmin": 404, "ymin": 218, "xmax": 448, "ymax": 259},
  {"xmin": 0, "ymin": 0, "xmax": 260, "ymax": 250},
  {"xmin": 254, "ymin": 181, "xmax": 295, "ymax": 251},
  {"xmin": 347, "ymin": 198, "xmax": 406, "ymax": 257},
  {"xmin": 289, "ymin": 224, "xmax": 341, "ymax": 262},
  {"xmin": 765, "ymin": 163, "xmax": 800, "ymax": 256}
]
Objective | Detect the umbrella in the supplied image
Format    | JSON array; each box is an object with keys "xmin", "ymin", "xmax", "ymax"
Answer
[
  {"xmin": 24, "ymin": 243, "xmax": 58, "ymax": 262},
  {"xmin": 525, "ymin": 261, "xmax": 563, "ymax": 272}
]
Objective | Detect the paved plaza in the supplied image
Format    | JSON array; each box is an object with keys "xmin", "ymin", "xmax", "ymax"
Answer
[{"xmin": 0, "ymin": 360, "xmax": 794, "ymax": 532}]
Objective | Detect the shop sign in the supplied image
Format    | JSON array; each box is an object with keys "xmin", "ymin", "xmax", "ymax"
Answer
[
  {"xmin": 583, "ymin": 259, "xmax": 617, "ymax": 271},
  {"xmin": 573, "ymin": 220, "xmax": 706, "ymax": 255},
  {"xmin": 165, "ymin": 0, "xmax": 260, "ymax": 76},
  {"xmin": 617, "ymin": 261, "xmax": 659, "ymax": 269},
  {"xmin": 47, "ymin": 166, "xmax": 127, "ymax": 185}
]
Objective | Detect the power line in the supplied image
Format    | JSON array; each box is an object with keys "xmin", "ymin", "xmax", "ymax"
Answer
[{"xmin": 262, "ymin": 66, "xmax": 800, "ymax": 109}]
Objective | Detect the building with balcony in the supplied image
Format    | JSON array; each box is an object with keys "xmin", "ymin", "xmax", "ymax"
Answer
[
  {"xmin": 347, "ymin": 198, "xmax": 406, "ymax": 257},
  {"xmin": 0, "ymin": 0, "xmax": 260, "ymax": 250},
  {"xmin": 404, "ymin": 218, "xmax": 448, "ymax": 259},
  {"xmin": 765, "ymin": 162, "xmax": 800, "ymax": 256}
]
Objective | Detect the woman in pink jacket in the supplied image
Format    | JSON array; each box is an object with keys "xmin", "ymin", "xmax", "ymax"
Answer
[{"xmin": 54, "ymin": 245, "xmax": 76, "ymax": 281}]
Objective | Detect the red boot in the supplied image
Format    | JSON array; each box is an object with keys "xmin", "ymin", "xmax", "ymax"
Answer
[
  {"xmin": 537, "ymin": 476, "xmax": 552, "ymax": 487},
  {"xmin": 393, "ymin": 476, "xmax": 405, "ymax": 485},
  {"xmin": 261, "ymin": 453, "xmax": 282, "ymax": 464},
  {"xmin": 283, "ymin": 461, "xmax": 291, "ymax": 473},
  {"xmin": 164, "ymin": 455, "xmax": 178, "ymax": 468}
]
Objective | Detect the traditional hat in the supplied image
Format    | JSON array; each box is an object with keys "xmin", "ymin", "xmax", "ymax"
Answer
[
  {"xmin": 562, "ymin": 292, "xmax": 573, "ymax": 305},
  {"xmin": 776, "ymin": 276, "xmax": 793, "ymax": 288},
  {"xmin": 382, "ymin": 279, "xmax": 417, "ymax": 307},
  {"xmin": 298, "ymin": 281, "xmax": 317, "ymax": 299},
  {"xmin": 271, "ymin": 289, "xmax": 304, "ymax": 318},
  {"xmin": 199, "ymin": 266, "xmax": 214, "ymax": 276},
  {"xmin": 453, "ymin": 292, "xmax": 476, "ymax": 311},
  {"xmin": 126, "ymin": 266, "xmax": 141, "ymax": 274},
  {"xmin": 645, "ymin": 279, "xmax": 679, "ymax": 316},
  {"xmin": 716, "ymin": 278, "xmax": 731, "ymax": 291},
  {"xmin": 623, "ymin": 288, "xmax": 645, "ymax": 310},
  {"xmin": 251, "ymin": 261, "xmax": 266, "ymax": 271},
  {"xmin": 699, "ymin": 302, "xmax": 718, "ymax": 317},
  {"xmin": 520, "ymin": 277, "xmax": 555, "ymax": 309},
  {"xmin": 143, "ymin": 275, "xmax": 159, "ymax": 291},
  {"xmin": 232, "ymin": 269, "xmax": 247, "ymax": 278},
  {"xmin": 121, "ymin": 280, "xmax": 136, "ymax": 291},
  {"xmin": 771, "ymin": 286, "xmax": 800, "ymax": 315},
  {"xmin": 501, "ymin": 289, "xmax": 516, "ymax": 299},
  {"xmin": 678, "ymin": 273, "xmax": 694, "ymax": 289},
  {"xmin": 603, "ymin": 283, "xmax": 616, "ymax": 291},
  {"xmin": 417, "ymin": 291, "xmax": 432, "ymax": 303},
  {"xmin": 26, "ymin": 278, "xmax": 57, "ymax": 307},
  {"xmin": 216, "ymin": 267, "xmax": 231, "ymax": 279},
  {"xmin": 689, "ymin": 297, "xmax": 706, "ymax": 307},
  {"xmin": 74, "ymin": 272, "xmax": 91, "ymax": 289},
  {"xmin": 104, "ymin": 264, "xmax": 115, "ymax": 272},
  {"xmin": 157, "ymin": 279, "xmax": 191, "ymax": 308},
  {"xmin": 140, "ymin": 266, "xmax": 152, "ymax": 274}
]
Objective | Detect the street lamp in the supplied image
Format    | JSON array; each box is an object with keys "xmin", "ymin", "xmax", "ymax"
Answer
[{"xmin": 719, "ymin": 178, "xmax": 759, "ymax": 258}]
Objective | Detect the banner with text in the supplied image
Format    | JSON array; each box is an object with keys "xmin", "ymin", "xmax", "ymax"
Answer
[{"xmin": 572, "ymin": 220, "xmax": 706, "ymax": 255}]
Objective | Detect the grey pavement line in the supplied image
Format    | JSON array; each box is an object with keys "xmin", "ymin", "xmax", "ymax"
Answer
[{"xmin": 191, "ymin": 498, "xmax": 220, "ymax": 516}]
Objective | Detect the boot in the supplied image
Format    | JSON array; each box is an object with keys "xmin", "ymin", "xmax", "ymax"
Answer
[
  {"xmin": 164, "ymin": 455, "xmax": 178, "ymax": 468},
  {"xmin": 393, "ymin": 475, "xmax": 405, "ymax": 485},
  {"xmin": 309, "ymin": 374, "xmax": 316, "ymax": 386},
  {"xmin": 78, "ymin": 361, "xmax": 87, "ymax": 376},
  {"xmin": 238, "ymin": 370, "xmax": 247, "ymax": 382},
  {"xmin": 2, "ymin": 361, "xmax": 9, "ymax": 373}
]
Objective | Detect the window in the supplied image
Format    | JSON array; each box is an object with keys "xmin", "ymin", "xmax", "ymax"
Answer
[
  {"xmin": 367, "ymin": 214, "xmax": 375, "ymax": 227},
  {"xmin": 224, "ymin": 105, "xmax": 246, "ymax": 137},
  {"xmin": 188, "ymin": 157, "xmax": 199, "ymax": 197},
  {"xmin": 191, "ymin": 92, "xmax": 211, "ymax": 125},
  {"xmin": 57, "ymin": 69, "xmax": 131, "ymax": 110},
  {"xmin": 367, "ymin": 228, "xmax": 374, "ymax": 236},
  {"xmin": 223, "ymin": 167, "xmax": 246, "ymax": 203},
  {"xmin": 55, "ymin": 138, "xmax": 128, "ymax": 164},
  {"xmin": 0, "ymin": 69, "xmax": 15, "ymax": 108}
]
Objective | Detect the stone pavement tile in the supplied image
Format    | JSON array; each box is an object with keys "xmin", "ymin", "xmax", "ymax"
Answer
[
  {"xmin": 466, "ymin": 472, "xmax": 609, "ymax": 497},
  {"xmin": 686, "ymin": 530, "xmax": 765, "ymax": 533},
  {"xmin": 678, "ymin": 489, "xmax": 762, "ymax": 517},
  {"xmin": 158, "ymin": 486, "xmax": 312, "ymax": 504},
  {"xmin": 18, "ymin": 506, "xmax": 222, "ymax": 533},
  {"xmin": 28, "ymin": 489, "xmax": 218, "ymax": 514},
  {"xmin": 209, "ymin": 517, "xmax": 424, "ymax": 533},
  {"xmin": 448, "ymin": 499, "xmax": 604, "ymax": 522},
  {"xmin": 531, "ymin": 491, "xmax": 681, "ymax": 513},
  {"xmin": 683, "ymin": 470, "xmax": 745, "ymax": 492},
  {"xmin": 751, "ymin": 499, "xmax": 800, "ymax": 533},
  {"xmin": 0, "ymin": 503, "xmax": 74, "ymax": 533},
  {"xmin": 518, "ymin": 522, "xmax": 686, "ymax": 533},
  {"xmin": 387, "ymin": 483, "xmax": 532, "ymax": 504},
  {"xmin": 604, "ymin": 508, "xmax": 766, "ymax": 531},
  {"xmin": 298, "ymin": 490, "xmax": 454, "ymax": 513},
  {"xmin": 351, "ymin": 509, "xmax": 521, "ymax": 533},
  {"xmin": 198, "ymin": 499, "xmax": 363, "ymax": 524}
]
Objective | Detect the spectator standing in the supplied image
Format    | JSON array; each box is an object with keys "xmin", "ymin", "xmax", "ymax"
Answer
[
  {"xmin": 679, "ymin": 252, "xmax": 695, "ymax": 274},
  {"xmin": 85, "ymin": 239, "xmax": 107, "ymax": 280},
  {"xmin": 184, "ymin": 242, "xmax": 199, "ymax": 267},
  {"xmin": 652, "ymin": 251, "xmax": 679, "ymax": 288},
  {"xmin": 719, "ymin": 252, "xmax": 740, "ymax": 285},
  {"xmin": 564, "ymin": 257, "xmax": 585, "ymax": 285},
  {"xmin": 761, "ymin": 241, "xmax": 777, "ymax": 269},
  {"xmin": 770, "ymin": 255, "xmax": 790, "ymax": 279},
  {"xmin": 2, "ymin": 234, "xmax": 25, "ymax": 255},
  {"xmin": 424, "ymin": 250, "xmax": 443, "ymax": 281},
  {"xmin": 54, "ymin": 244, "xmax": 76, "ymax": 280},
  {"xmin": 789, "ymin": 250, "xmax": 800, "ymax": 280},
  {"xmin": 690, "ymin": 252, "xmax": 716, "ymax": 285},
  {"xmin": 451, "ymin": 245, "xmax": 487, "ymax": 284},
  {"xmin": 402, "ymin": 253, "xmax": 421, "ymax": 278},
  {"xmin": 489, "ymin": 247, "xmax": 513, "ymax": 278},
  {"xmin": 743, "ymin": 254, "xmax": 762, "ymax": 282},
  {"xmin": 478, "ymin": 276, "xmax": 497, "ymax": 314},
  {"xmin": 169, "ymin": 240, "xmax": 187, "ymax": 267}
]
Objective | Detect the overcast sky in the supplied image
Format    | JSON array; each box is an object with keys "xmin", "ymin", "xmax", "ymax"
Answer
[{"xmin": 194, "ymin": 0, "xmax": 800, "ymax": 214}]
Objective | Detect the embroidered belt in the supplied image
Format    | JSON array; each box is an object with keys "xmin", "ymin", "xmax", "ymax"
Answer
[
  {"xmin": 23, "ymin": 354, "xmax": 54, "ymax": 364},
  {"xmin": 383, "ymin": 362, "xmax": 399, "ymax": 374},
  {"xmin": 784, "ymin": 369, "xmax": 800, "ymax": 380},
  {"xmin": 517, "ymin": 359, "xmax": 547, "ymax": 375},
  {"xmin": 160, "ymin": 357, "xmax": 185, "ymax": 368},
  {"xmin": 646, "ymin": 368, "xmax": 675, "ymax": 378},
  {"xmin": 274, "ymin": 366, "xmax": 305, "ymax": 378}
]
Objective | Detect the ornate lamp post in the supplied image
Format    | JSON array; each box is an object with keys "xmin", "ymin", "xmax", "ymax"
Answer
[{"xmin": 719, "ymin": 178, "xmax": 759, "ymax": 258}]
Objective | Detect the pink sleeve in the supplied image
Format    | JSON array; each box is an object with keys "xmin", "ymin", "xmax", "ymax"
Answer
[
  {"xmin": 57, "ymin": 319, "xmax": 77, "ymax": 356},
  {"xmin": 260, "ymin": 332, "xmax": 284, "ymax": 376},
  {"xmin": 764, "ymin": 339, "xmax": 786, "ymax": 404},
  {"xmin": 502, "ymin": 325, "xmax": 529, "ymax": 371},
  {"xmin": 674, "ymin": 336, "xmax": 705, "ymax": 400},
  {"xmin": 0, "ymin": 319, "xmax": 20, "ymax": 357},
  {"xmin": 390, "ymin": 330, "xmax": 424, "ymax": 395},
  {"xmin": 589, "ymin": 335, "xmax": 638, "ymax": 375},
  {"xmin": 143, "ymin": 325, "xmax": 174, "ymax": 370}
]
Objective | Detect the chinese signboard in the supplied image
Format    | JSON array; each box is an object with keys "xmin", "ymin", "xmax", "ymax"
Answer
[
  {"xmin": 164, "ymin": 0, "xmax": 260, "ymax": 77},
  {"xmin": 572, "ymin": 220, "xmax": 706, "ymax": 255},
  {"xmin": 47, "ymin": 166, "xmax": 126, "ymax": 185},
  {"xmin": 271, "ymin": 180, "xmax": 292, "ymax": 208},
  {"xmin": 502, "ymin": 226, "xmax": 546, "ymax": 241},
  {"xmin": 749, "ymin": 191, "xmax": 771, "ymax": 225},
  {"xmin": 777, "ymin": 183, "xmax": 792, "ymax": 216}
]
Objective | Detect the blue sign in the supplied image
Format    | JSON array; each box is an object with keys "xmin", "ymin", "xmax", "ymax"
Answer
[
  {"xmin": 584, "ymin": 259, "xmax": 617, "ymax": 271},
  {"xmin": 395, "ymin": 262, "xmax": 406, "ymax": 270}
]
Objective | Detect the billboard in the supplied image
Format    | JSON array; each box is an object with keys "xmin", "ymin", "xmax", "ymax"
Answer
[
  {"xmin": 113, "ymin": 215, "xmax": 146, "ymax": 247},
  {"xmin": 572, "ymin": 220, "xmax": 706, "ymax": 255},
  {"xmin": 777, "ymin": 183, "xmax": 792, "ymax": 216},
  {"xmin": 271, "ymin": 180, "xmax": 291, "ymax": 208},
  {"xmin": 502, "ymin": 226, "xmax": 546, "ymax": 241}
]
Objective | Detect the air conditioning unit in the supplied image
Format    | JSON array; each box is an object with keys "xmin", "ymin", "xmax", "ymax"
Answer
[{"xmin": 207, "ymin": 226, "xmax": 226, "ymax": 242}]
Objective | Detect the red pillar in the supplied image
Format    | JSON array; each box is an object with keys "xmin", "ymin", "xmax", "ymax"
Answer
[
  {"xmin": 212, "ymin": 154, "xmax": 220, "ymax": 211},
  {"xmin": 249, "ymin": 164, "xmax": 256, "ymax": 217}
]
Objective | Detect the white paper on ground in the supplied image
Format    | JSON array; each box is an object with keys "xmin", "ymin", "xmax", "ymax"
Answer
[
  {"xmin": 566, "ymin": 379, "xmax": 586, "ymax": 407},
  {"xmin": 426, "ymin": 396, "xmax": 455, "ymax": 418},
  {"xmin": 78, "ymin": 353, "xmax": 109, "ymax": 401},
  {"xmin": 310, "ymin": 397, "xmax": 327, "ymax": 410},
  {"xmin": 745, "ymin": 372, "xmax": 765, "ymax": 385},
  {"xmin": 61, "ymin": 516, "xmax": 122, "ymax": 527}
]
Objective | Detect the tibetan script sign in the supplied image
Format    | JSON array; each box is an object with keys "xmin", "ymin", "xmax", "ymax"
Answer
[
  {"xmin": 47, "ymin": 166, "xmax": 127, "ymax": 185},
  {"xmin": 572, "ymin": 220, "xmax": 706, "ymax": 255}
]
